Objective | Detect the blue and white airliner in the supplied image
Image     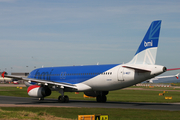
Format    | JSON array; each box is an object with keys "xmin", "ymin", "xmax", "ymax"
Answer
[{"xmin": 2, "ymin": 20, "xmax": 180, "ymax": 103}]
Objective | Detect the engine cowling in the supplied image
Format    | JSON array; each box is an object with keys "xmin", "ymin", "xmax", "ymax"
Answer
[
  {"xmin": 27, "ymin": 85, "xmax": 51, "ymax": 98},
  {"xmin": 84, "ymin": 91, "xmax": 109, "ymax": 97}
]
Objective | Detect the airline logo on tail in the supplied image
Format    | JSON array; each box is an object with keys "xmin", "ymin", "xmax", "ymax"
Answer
[
  {"xmin": 135, "ymin": 20, "xmax": 161, "ymax": 55},
  {"xmin": 128, "ymin": 20, "xmax": 161, "ymax": 65},
  {"xmin": 144, "ymin": 40, "xmax": 153, "ymax": 47}
]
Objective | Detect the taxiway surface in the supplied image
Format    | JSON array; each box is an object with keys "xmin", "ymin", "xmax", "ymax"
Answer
[{"xmin": 0, "ymin": 95, "xmax": 180, "ymax": 111}]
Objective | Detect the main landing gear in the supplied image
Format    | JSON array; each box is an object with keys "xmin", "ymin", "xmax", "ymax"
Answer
[
  {"xmin": 84, "ymin": 91, "xmax": 108, "ymax": 103},
  {"xmin": 96, "ymin": 95, "xmax": 107, "ymax": 103},
  {"xmin": 58, "ymin": 89, "xmax": 69, "ymax": 103},
  {"xmin": 58, "ymin": 95, "xmax": 69, "ymax": 103},
  {"xmin": 96, "ymin": 91, "xmax": 108, "ymax": 103}
]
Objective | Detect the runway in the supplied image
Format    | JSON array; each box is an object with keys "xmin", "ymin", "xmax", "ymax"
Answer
[{"xmin": 0, "ymin": 95, "xmax": 180, "ymax": 111}]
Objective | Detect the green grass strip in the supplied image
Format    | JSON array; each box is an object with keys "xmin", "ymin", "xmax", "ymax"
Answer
[{"xmin": 0, "ymin": 107, "xmax": 180, "ymax": 120}]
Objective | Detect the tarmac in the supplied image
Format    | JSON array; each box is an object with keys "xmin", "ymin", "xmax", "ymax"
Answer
[
  {"xmin": 1, "ymin": 84, "xmax": 180, "ymax": 111},
  {"xmin": 0, "ymin": 95, "xmax": 180, "ymax": 111}
]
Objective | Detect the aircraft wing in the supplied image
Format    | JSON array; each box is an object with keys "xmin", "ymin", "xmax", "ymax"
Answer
[{"xmin": 1, "ymin": 72, "xmax": 77, "ymax": 89}]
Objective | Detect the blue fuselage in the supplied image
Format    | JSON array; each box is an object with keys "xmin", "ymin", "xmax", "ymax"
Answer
[{"xmin": 28, "ymin": 64, "xmax": 120, "ymax": 84}]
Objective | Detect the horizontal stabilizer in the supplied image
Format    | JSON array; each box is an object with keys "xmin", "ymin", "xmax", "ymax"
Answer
[
  {"xmin": 154, "ymin": 73, "xmax": 179, "ymax": 79},
  {"xmin": 176, "ymin": 73, "xmax": 179, "ymax": 79},
  {"xmin": 167, "ymin": 68, "xmax": 180, "ymax": 71},
  {"xmin": 123, "ymin": 65, "xmax": 151, "ymax": 72}
]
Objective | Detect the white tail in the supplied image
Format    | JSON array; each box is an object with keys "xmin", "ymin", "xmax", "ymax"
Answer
[{"xmin": 128, "ymin": 20, "xmax": 161, "ymax": 65}]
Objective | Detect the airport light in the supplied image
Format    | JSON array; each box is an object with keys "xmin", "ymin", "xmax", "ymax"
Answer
[
  {"xmin": 11, "ymin": 67, "xmax": 13, "ymax": 74},
  {"xmin": 26, "ymin": 66, "xmax": 28, "ymax": 73}
]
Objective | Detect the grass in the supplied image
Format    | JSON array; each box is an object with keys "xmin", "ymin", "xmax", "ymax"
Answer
[
  {"xmin": 0, "ymin": 108, "xmax": 73, "ymax": 120},
  {"xmin": 0, "ymin": 86, "xmax": 29, "ymax": 97},
  {"xmin": 0, "ymin": 107, "xmax": 180, "ymax": 120},
  {"xmin": 107, "ymin": 89, "xmax": 180, "ymax": 103},
  {"xmin": 130, "ymin": 85, "xmax": 180, "ymax": 90}
]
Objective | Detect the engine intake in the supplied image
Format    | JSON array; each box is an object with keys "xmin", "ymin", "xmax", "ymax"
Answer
[{"xmin": 27, "ymin": 85, "xmax": 51, "ymax": 98}]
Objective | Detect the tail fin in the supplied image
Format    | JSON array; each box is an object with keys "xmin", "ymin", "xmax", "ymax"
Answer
[{"xmin": 128, "ymin": 20, "xmax": 162, "ymax": 65}]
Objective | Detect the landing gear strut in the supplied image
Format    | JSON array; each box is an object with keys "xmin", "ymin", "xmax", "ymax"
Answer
[{"xmin": 58, "ymin": 89, "xmax": 69, "ymax": 103}]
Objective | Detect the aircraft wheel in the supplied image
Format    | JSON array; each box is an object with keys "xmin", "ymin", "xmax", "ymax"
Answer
[
  {"xmin": 101, "ymin": 95, "xmax": 107, "ymax": 103},
  {"xmin": 39, "ymin": 97, "xmax": 44, "ymax": 101},
  {"xmin": 58, "ymin": 95, "xmax": 65, "ymax": 103},
  {"xmin": 96, "ymin": 95, "xmax": 107, "ymax": 103},
  {"xmin": 96, "ymin": 95, "xmax": 102, "ymax": 102},
  {"xmin": 64, "ymin": 95, "xmax": 69, "ymax": 103}
]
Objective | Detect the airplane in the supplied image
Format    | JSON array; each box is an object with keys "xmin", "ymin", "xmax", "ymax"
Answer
[
  {"xmin": 2, "ymin": 20, "xmax": 180, "ymax": 103},
  {"xmin": 0, "ymin": 72, "xmax": 13, "ymax": 82}
]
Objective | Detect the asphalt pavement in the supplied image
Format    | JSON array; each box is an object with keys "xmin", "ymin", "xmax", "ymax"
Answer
[{"xmin": 0, "ymin": 95, "xmax": 180, "ymax": 111}]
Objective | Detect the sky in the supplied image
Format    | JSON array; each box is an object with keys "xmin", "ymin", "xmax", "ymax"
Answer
[{"xmin": 0, "ymin": 0, "xmax": 180, "ymax": 76}]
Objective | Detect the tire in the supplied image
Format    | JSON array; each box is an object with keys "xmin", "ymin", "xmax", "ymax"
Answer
[
  {"xmin": 101, "ymin": 95, "xmax": 107, "ymax": 103},
  {"xmin": 96, "ymin": 95, "xmax": 107, "ymax": 103},
  {"xmin": 58, "ymin": 95, "xmax": 65, "ymax": 103},
  {"xmin": 96, "ymin": 95, "xmax": 102, "ymax": 102},
  {"xmin": 64, "ymin": 95, "xmax": 69, "ymax": 103},
  {"xmin": 38, "ymin": 97, "xmax": 44, "ymax": 101}
]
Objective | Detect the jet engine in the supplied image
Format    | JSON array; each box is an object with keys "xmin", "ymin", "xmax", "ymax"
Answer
[{"xmin": 27, "ymin": 85, "xmax": 51, "ymax": 98}]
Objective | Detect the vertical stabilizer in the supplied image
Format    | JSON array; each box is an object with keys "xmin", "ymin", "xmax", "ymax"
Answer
[{"xmin": 128, "ymin": 20, "xmax": 161, "ymax": 65}]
